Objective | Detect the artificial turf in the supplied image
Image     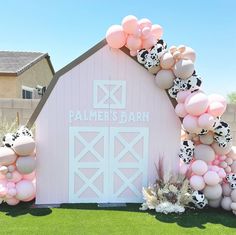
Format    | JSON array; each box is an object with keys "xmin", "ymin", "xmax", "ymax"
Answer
[{"xmin": 0, "ymin": 202, "xmax": 236, "ymax": 235}]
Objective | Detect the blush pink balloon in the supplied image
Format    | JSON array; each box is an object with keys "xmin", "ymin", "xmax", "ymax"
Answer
[
  {"xmin": 23, "ymin": 171, "xmax": 36, "ymax": 181},
  {"xmin": 22, "ymin": 192, "xmax": 36, "ymax": 202},
  {"xmin": 142, "ymin": 35, "xmax": 156, "ymax": 49},
  {"xmin": 7, "ymin": 182, "xmax": 15, "ymax": 188},
  {"xmin": 138, "ymin": 18, "xmax": 152, "ymax": 29},
  {"xmin": 175, "ymin": 103, "xmax": 188, "ymax": 118},
  {"xmin": 183, "ymin": 115, "xmax": 201, "ymax": 133},
  {"xmin": 179, "ymin": 163, "xmax": 189, "ymax": 175},
  {"xmin": 208, "ymin": 94, "xmax": 227, "ymax": 106},
  {"xmin": 173, "ymin": 59, "xmax": 195, "ymax": 80},
  {"xmin": 130, "ymin": 50, "xmax": 138, "ymax": 57},
  {"xmin": 204, "ymin": 171, "xmax": 220, "ymax": 186},
  {"xmin": 6, "ymin": 197, "xmax": 20, "ymax": 206},
  {"xmin": 190, "ymin": 175, "xmax": 205, "ymax": 191},
  {"xmin": 160, "ymin": 52, "xmax": 175, "ymax": 70},
  {"xmin": 184, "ymin": 91, "xmax": 209, "ymax": 116},
  {"xmin": 181, "ymin": 46, "xmax": 196, "ymax": 62},
  {"xmin": 151, "ymin": 24, "xmax": 163, "ymax": 39},
  {"xmin": 191, "ymin": 160, "xmax": 208, "ymax": 176},
  {"xmin": 208, "ymin": 101, "xmax": 226, "ymax": 117},
  {"xmin": 16, "ymin": 180, "xmax": 35, "ymax": 201},
  {"xmin": 121, "ymin": 15, "xmax": 138, "ymax": 34},
  {"xmin": 8, "ymin": 171, "xmax": 22, "ymax": 183},
  {"xmin": 198, "ymin": 113, "xmax": 215, "ymax": 129},
  {"xmin": 106, "ymin": 25, "xmax": 127, "ymax": 49},
  {"xmin": 176, "ymin": 90, "xmax": 191, "ymax": 103},
  {"xmin": 7, "ymin": 188, "xmax": 17, "ymax": 197},
  {"xmin": 126, "ymin": 35, "xmax": 142, "ymax": 51},
  {"xmin": 141, "ymin": 27, "xmax": 151, "ymax": 39}
]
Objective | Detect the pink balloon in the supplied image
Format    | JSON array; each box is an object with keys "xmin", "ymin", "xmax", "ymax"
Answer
[
  {"xmin": 173, "ymin": 59, "xmax": 195, "ymax": 80},
  {"xmin": 130, "ymin": 50, "xmax": 138, "ymax": 57},
  {"xmin": 106, "ymin": 25, "xmax": 127, "ymax": 49},
  {"xmin": 191, "ymin": 160, "xmax": 208, "ymax": 176},
  {"xmin": 179, "ymin": 163, "xmax": 189, "ymax": 175},
  {"xmin": 7, "ymin": 188, "xmax": 17, "ymax": 197},
  {"xmin": 138, "ymin": 18, "xmax": 152, "ymax": 30},
  {"xmin": 6, "ymin": 197, "xmax": 20, "ymax": 206},
  {"xmin": 8, "ymin": 171, "xmax": 22, "ymax": 183},
  {"xmin": 142, "ymin": 35, "xmax": 156, "ymax": 50},
  {"xmin": 190, "ymin": 175, "xmax": 205, "ymax": 191},
  {"xmin": 175, "ymin": 103, "xmax": 187, "ymax": 118},
  {"xmin": 185, "ymin": 91, "xmax": 209, "ymax": 116},
  {"xmin": 121, "ymin": 15, "xmax": 138, "ymax": 34},
  {"xmin": 16, "ymin": 180, "xmax": 35, "ymax": 201},
  {"xmin": 181, "ymin": 46, "xmax": 196, "ymax": 62},
  {"xmin": 208, "ymin": 101, "xmax": 226, "ymax": 117},
  {"xmin": 198, "ymin": 113, "xmax": 215, "ymax": 129},
  {"xmin": 204, "ymin": 171, "xmax": 220, "ymax": 186},
  {"xmin": 194, "ymin": 144, "xmax": 216, "ymax": 163},
  {"xmin": 151, "ymin": 24, "xmax": 163, "ymax": 39},
  {"xmin": 183, "ymin": 115, "xmax": 201, "ymax": 133},
  {"xmin": 22, "ymin": 192, "xmax": 36, "ymax": 202},
  {"xmin": 208, "ymin": 94, "xmax": 227, "ymax": 106},
  {"xmin": 176, "ymin": 90, "xmax": 191, "ymax": 103},
  {"xmin": 23, "ymin": 171, "xmax": 35, "ymax": 181},
  {"xmin": 126, "ymin": 35, "xmax": 142, "ymax": 51},
  {"xmin": 141, "ymin": 27, "xmax": 151, "ymax": 39},
  {"xmin": 7, "ymin": 182, "xmax": 15, "ymax": 188}
]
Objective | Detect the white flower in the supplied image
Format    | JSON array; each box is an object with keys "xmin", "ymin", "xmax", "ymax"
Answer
[
  {"xmin": 169, "ymin": 185, "xmax": 178, "ymax": 194},
  {"xmin": 155, "ymin": 202, "xmax": 185, "ymax": 214}
]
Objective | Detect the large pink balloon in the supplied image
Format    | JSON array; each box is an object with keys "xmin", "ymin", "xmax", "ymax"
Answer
[
  {"xmin": 208, "ymin": 94, "xmax": 227, "ymax": 106},
  {"xmin": 204, "ymin": 184, "xmax": 222, "ymax": 200},
  {"xmin": 142, "ymin": 35, "xmax": 156, "ymax": 50},
  {"xmin": 190, "ymin": 175, "xmax": 205, "ymax": 191},
  {"xmin": 106, "ymin": 25, "xmax": 127, "ymax": 49},
  {"xmin": 16, "ymin": 156, "xmax": 36, "ymax": 175},
  {"xmin": 175, "ymin": 103, "xmax": 187, "ymax": 118},
  {"xmin": 208, "ymin": 101, "xmax": 226, "ymax": 117},
  {"xmin": 151, "ymin": 24, "xmax": 163, "ymax": 39},
  {"xmin": 176, "ymin": 90, "xmax": 191, "ymax": 103},
  {"xmin": 191, "ymin": 160, "xmax": 208, "ymax": 176},
  {"xmin": 13, "ymin": 136, "xmax": 36, "ymax": 156},
  {"xmin": 203, "ymin": 171, "xmax": 220, "ymax": 185},
  {"xmin": 184, "ymin": 91, "xmax": 209, "ymax": 116},
  {"xmin": 8, "ymin": 171, "xmax": 23, "ymax": 183},
  {"xmin": 126, "ymin": 35, "xmax": 142, "ymax": 51},
  {"xmin": 183, "ymin": 115, "xmax": 201, "ymax": 133},
  {"xmin": 155, "ymin": 69, "xmax": 175, "ymax": 89},
  {"xmin": 160, "ymin": 52, "xmax": 175, "ymax": 69},
  {"xmin": 16, "ymin": 180, "xmax": 35, "ymax": 201},
  {"xmin": 0, "ymin": 147, "xmax": 17, "ymax": 166},
  {"xmin": 198, "ymin": 113, "xmax": 215, "ymax": 129},
  {"xmin": 121, "ymin": 15, "xmax": 138, "ymax": 34}
]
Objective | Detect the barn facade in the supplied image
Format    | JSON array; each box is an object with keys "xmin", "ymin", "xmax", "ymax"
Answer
[{"xmin": 28, "ymin": 40, "xmax": 181, "ymax": 204}]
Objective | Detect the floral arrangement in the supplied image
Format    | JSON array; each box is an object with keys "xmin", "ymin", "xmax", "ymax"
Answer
[{"xmin": 140, "ymin": 157, "xmax": 193, "ymax": 214}]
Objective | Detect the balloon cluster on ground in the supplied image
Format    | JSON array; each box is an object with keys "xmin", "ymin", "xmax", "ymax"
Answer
[
  {"xmin": 0, "ymin": 126, "xmax": 36, "ymax": 205},
  {"xmin": 106, "ymin": 15, "xmax": 236, "ymax": 215}
]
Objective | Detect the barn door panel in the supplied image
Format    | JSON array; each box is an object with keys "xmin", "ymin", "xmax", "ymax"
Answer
[
  {"xmin": 69, "ymin": 127, "xmax": 109, "ymax": 202},
  {"xmin": 109, "ymin": 127, "xmax": 149, "ymax": 202}
]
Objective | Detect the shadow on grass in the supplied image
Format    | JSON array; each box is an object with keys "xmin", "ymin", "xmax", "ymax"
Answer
[
  {"xmin": 153, "ymin": 207, "xmax": 236, "ymax": 229},
  {"xmin": 0, "ymin": 200, "xmax": 52, "ymax": 217}
]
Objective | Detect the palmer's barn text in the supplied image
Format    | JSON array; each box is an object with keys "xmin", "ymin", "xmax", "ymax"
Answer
[{"xmin": 69, "ymin": 110, "xmax": 149, "ymax": 124}]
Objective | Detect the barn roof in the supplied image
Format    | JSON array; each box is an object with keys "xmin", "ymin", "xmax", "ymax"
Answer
[
  {"xmin": 0, "ymin": 51, "xmax": 55, "ymax": 76},
  {"xmin": 27, "ymin": 39, "xmax": 177, "ymax": 128}
]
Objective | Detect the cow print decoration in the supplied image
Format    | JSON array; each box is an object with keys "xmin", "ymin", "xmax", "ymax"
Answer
[
  {"xmin": 213, "ymin": 121, "xmax": 232, "ymax": 147},
  {"xmin": 16, "ymin": 126, "xmax": 33, "ymax": 138},
  {"xmin": 2, "ymin": 133, "xmax": 18, "ymax": 148},
  {"xmin": 192, "ymin": 191, "xmax": 208, "ymax": 209},
  {"xmin": 179, "ymin": 140, "xmax": 195, "ymax": 164}
]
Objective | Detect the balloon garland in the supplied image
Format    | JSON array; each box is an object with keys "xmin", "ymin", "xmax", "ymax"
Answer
[{"xmin": 107, "ymin": 15, "xmax": 236, "ymax": 214}]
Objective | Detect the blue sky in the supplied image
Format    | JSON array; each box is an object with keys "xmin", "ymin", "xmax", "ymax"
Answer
[{"xmin": 1, "ymin": 0, "xmax": 236, "ymax": 96}]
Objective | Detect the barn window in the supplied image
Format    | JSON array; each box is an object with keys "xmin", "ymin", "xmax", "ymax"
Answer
[{"xmin": 22, "ymin": 86, "xmax": 34, "ymax": 99}]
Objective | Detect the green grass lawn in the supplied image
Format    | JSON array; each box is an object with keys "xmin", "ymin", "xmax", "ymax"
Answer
[{"xmin": 0, "ymin": 202, "xmax": 236, "ymax": 235}]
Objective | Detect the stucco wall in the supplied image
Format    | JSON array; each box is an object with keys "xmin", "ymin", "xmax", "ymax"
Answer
[
  {"xmin": 0, "ymin": 98, "xmax": 39, "ymax": 125},
  {"xmin": 0, "ymin": 58, "xmax": 53, "ymax": 98}
]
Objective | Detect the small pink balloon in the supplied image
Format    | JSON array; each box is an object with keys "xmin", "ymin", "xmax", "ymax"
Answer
[
  {"xmin": 175, "ymin": 103, "xmax": 188, "ymax": 118},
  {"xmin": 213, "ymin": 159, "xmax": 220, "ymax": 165},
  {"xmin": 204, "ymin": 171, "xmax": 220, "ymax": 186},
  {"xmin": 126, "ymin": 35, "xmax": 142, "ymax": 51},
  {"xmin": 198, "ymin": 113, "xmax": 215, "ymax": 129},
  {"xmin": 225, "ymin": 166, "xmax": 232, "ymax": 173},
  {"xmin": 181, "ymin": 46, "xmax": 196, "ymax": 62},
  {"xmin": 8, "ymin": 171, "xmax": 22, "ymax": 183},
  {"xmin": 7, "ymin": 182, "xmax": 15, "ymax": 188},
  {"xmin": 138, "ymin": 18, "xmax": 152, "ymax": 29},
  {"xmin": 106, "ymin": 25, "xmax": 127, "ymax": 49},
  {"xmin": 130, "ymin": 50, "xmax": 137, "ymax": 57},
  {"xmin": 211, "ymin": 165, "xmax": 220, "ymax": 172},
  {"xmin": 142, "ymin": 35, "xmax": 156, "ymax": 50},
  {"xmin": 218, "ymin": 169, "xmax": 226, "ymax": 178},
  {"xmin": 219, "ymin": 161, "xmax": 227, "ymax": 168},
  {"xmin": 7, "ymin": 188, "xmax": 17, "ymax": 197},
  {"xmin": 219, "ymin": 155, "xmax": 227, "ymax": 161},
  {"xmin": 191, "ymin": 160, "xmax": 208, "ymax": 176},
  {"xmin": 208, "ymin": 94, "xmax": 227, "ymax": 106},
  {"xmin": 185, "ymin": 91, "xmax": 209, "ymax": 116},
  {"xmin": 23, "ymin": 171, "xmax": 35, "ymax": 181},
  {"xmin": 176, "ymin": 90, "xmax": 191, "ymax": 103},
  {"xmin": 183, "ymin": 115, "xmax": 201, "ymax": 133},
  {"xmin": 122, "ymin": 15, "xmax": 138, "ymax": 34},
  {"xmin": 151, "ymin": 24, "xmax": 163, "ymax": 39},
  {"xmin": 190, "ymin": 175, "xmax": 205, "ymax": 191},
  {"xmin": 208, "ymin": 101, "xmax": 226, "ymax": 117},
  {"xmin": 225, "ymin": 157, "xmax": 233, "ymax": 165},
  {"xmin": 160, "ymin": 52, "xmax": 175, "ymax": 70},
  {"xmin": 6, "ymin": 197, "xmax": 20, "ymax": 206}
]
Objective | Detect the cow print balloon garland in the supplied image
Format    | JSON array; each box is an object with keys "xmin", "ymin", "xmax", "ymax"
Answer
[{"xmin": 106, "ymin": 15, "xmax": 236, "ymax": 214}]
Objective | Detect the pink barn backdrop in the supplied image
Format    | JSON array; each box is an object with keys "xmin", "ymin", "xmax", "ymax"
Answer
[{"xmin": 30, "ymin": 40, "xmax": 181, "ymax": 204}]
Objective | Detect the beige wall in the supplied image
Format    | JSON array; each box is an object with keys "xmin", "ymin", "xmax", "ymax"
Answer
[
  {"xmin": 0, "ymin": 76, "xmax": 18, "ymax": 98},
  {"xmin": 0, "ymin": 98, "xmax": 39, "ymax": 125},
  {"xmin": 0, "ymin": 58, "xmax": 53, "ymax": 98}
]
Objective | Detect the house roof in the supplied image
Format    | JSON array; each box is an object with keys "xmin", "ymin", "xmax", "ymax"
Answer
[
  {"xmin": 0, "ymin": 51, "xmax": 55, "ymax": 76},
  {"xmin": 26, "ymin": 39, "xmax": 177, "ymax": 128}
]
